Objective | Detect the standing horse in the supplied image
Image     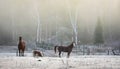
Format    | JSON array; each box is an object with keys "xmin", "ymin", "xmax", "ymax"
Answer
[
  {"xmin": 54, "ymin": 42, "xmax": 75, "ymax": 58},
  {"xmin": 17, "ymin": 36, "xmax": 25, "ymax": 56}
]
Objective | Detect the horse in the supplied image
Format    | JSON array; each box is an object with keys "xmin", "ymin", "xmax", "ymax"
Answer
[
  {"xmin": 17, "ymin": 36, "xmax": 25, "ymax": 56},
  {"xmin": 33, "ymin": 50, "xmax": 43, "ymax": 57},
  {"xmin": 54, "ymin": 42, "xmax": 75, "ymax": 58}
]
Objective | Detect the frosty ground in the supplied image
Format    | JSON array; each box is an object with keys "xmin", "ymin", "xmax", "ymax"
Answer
[{"xmin": 0, "ymin": 46, "xmax": 120, "ymax": 69}]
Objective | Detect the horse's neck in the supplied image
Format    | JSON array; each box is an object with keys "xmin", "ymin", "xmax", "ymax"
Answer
[
  {"xmin": 19, "ymin": 40, "xmax": 23, "ymax": 43},
  {"xmin": 68, "ymin": 43, "xmax": 73, "ymax": 47}
]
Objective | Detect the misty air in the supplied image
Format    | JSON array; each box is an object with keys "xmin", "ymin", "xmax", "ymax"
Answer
[{"xmin": 0, "ymin": 0, "xmax": 120, "ymax": 69}]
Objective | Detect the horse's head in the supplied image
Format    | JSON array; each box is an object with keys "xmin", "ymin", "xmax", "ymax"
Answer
[
  {"xmin": 71, "ymin": 41, "xmax": 76, "ymax": 47},
  {"xmin": 73, "ymin": 42, "xmax": 76, "ymax": 47},
  {"xmin": 19, "ymin": 36, "xmax": 22, "ymax": 41}
]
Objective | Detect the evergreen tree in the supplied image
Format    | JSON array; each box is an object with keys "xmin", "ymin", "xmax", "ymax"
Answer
[{"xmin": 94, "ymin": 18, "xmax": 104, "ymax": 45}]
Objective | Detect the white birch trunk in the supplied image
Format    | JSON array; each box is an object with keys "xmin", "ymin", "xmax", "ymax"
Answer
[
  {"xmin": 33, "ymin": 1, "xmax": 42, "ymax": 43},
  {"xmin": 10, "ymin": 4, "xmax": 16, "ymax": 42},
  {"xmin": 66, "ymin": 0, "xmax": 79, "ymax": 52},
  {"xmin": 11, "ymin": 11, "xmax": 15, "ymax": 41},
  {"xmin": 55, "ymin": 16, "xmax": 58, "ymax": 43},
  {"xmin": 45, "ymin": 23, "xmax": 48, "ymax": 43}
]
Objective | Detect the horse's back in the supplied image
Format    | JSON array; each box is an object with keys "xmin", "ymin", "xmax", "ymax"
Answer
[{"xmin": 58, "ymin": 46, "xmax": 73, "ymax": 52}]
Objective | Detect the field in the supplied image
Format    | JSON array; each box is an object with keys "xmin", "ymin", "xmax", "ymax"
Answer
[{"xmin": 0, "ymin": 46, "xmax": 120, "ymax": 69}]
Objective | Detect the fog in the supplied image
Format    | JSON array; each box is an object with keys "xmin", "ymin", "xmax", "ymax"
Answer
[{"xmin": 0, "ymin": 0, "xmax": 120, "ymax": 45}]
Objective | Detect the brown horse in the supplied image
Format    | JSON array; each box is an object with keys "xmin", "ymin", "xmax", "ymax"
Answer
[
  {"xmin": 33, "ymin": 50, "xmax": 43, "ymax": 57},
  {"xmin": 17, "ymin": 36, "xmax": 25, "ymax": 56},
  {"xmin": 54, "ymin": 42, "xmax": 75, "ymax": 58}
]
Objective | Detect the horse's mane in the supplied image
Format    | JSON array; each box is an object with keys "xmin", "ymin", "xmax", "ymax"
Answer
[{"xmin": 68, "ymin": 42, "xmax": 74, "ymax": 47}]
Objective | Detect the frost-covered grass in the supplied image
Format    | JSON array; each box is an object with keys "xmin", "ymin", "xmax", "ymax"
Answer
[
  {"xmin": 0, "ymin": 55, "xmax": 120, "ymax": 69},
  {"xmin": 0, "ymin": 46, "xmax": 120, "ymax": 69}
]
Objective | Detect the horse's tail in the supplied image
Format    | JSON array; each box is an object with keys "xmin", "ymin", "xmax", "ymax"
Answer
[{"xmin": 54, "ymin": 46, "xmax": 58, "ymax": 53}]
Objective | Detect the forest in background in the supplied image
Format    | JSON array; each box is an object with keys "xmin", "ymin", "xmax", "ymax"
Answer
[{"xmin": 0, "ymin": 0, "xmax": 120, "ymax": 46}]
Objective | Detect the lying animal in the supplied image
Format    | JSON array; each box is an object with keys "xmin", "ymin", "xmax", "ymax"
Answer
[{"xmin": 33, "ymin": 50, "xmax": 43, "ymax": 57}]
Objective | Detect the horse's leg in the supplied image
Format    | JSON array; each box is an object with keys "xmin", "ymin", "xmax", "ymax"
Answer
[
  {"xmin": 59, "ymin": 51, "xmax": 61, "ymax": 57},
  {"xmin": 22, "ymin": 50, "xmax": 24, "ymax": 56},
  {"xmin": 19, "ymin": 50, "xmax": 20, "ymax": 56},
  {"xmin": 67, "ymin": 52, "xmax": 71, "ymax": 58},
  {"xmin": 20, "ymin": 50, "xmax": 22, "ymax": 56},
  {"xmin": 16, "ymin": 49, "xmax": 18, "ymax": 56},
  {"xmin": 23, "ymin": 47, "xmax": 25, "ymax": 56},
  {"xmin": 23, "ymin": 51, "xmax": 24, "ymax": 56}
]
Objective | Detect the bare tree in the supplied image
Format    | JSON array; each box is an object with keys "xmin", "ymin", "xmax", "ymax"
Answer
[
  {"xmin": 10, "ymin": 1, "xmax": 17, "ymax": 44},
  {"xmin": 33, "ymin": 0, "xmax": 42, "ymax": 43},
  {"xmin": 65, "ymin": 0, "xmax": 80, "ymax": 53}
]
